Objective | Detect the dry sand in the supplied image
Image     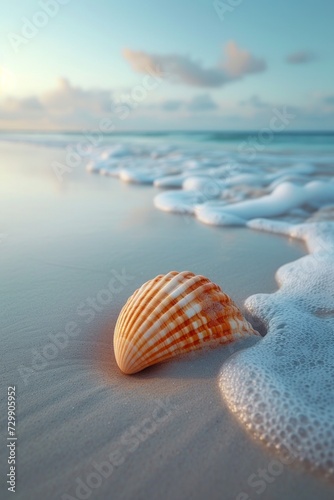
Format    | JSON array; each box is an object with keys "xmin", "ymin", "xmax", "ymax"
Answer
[{"xmin": 1, "ymin": 142, "xmax": 333, "ymax": 499}]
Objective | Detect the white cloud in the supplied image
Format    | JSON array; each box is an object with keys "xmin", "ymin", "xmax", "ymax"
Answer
[
  {"xmin": 0, "ymin": 78, "xmax": 113, "ymax": 128},
  {"xmin": 123, "ymin": 41, "xmax": 266, "ymax": 88},
  {"xmin": 222, "ymin": 41, "xmax": 266, "ymax": 77},
  {"xmin": 1, "ymin": 79, "xmax": 333, "ymax": 131},
  {"xmin": 41, "ymin": 78, "xmax": 111, "ymax": 114},
  {"xmin": 186, "ymin": 94, "xmax": 218, "ymax": 112}
]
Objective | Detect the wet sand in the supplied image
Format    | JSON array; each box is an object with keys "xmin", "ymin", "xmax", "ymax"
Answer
[{"xmin": 1, "ymin": 142, "xmax": 333, "ymax": 499}]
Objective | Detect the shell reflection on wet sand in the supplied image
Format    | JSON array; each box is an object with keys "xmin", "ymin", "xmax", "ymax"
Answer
[{"xmin": 114, "ymin": 271, "xmax": 259, "ymax": 374}]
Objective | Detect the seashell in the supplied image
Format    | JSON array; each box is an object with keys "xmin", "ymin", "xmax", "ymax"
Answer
[{"xmin": 114, "ymin": 271, "xmax": 259, "ymax": 374}]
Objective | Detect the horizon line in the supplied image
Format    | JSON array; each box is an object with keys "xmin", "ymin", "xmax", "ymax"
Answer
[{"xmin": 0, "ymin": 129, "xmax": 333, "ymax": 135}]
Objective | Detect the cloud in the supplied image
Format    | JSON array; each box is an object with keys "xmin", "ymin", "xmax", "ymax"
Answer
[
  {"xmin": 158, "ymin": 94, "xmax": 219, "ymax": 113},
  {"xmin": 123, "ymin": 48, "xmax": 226, "ymax": 87},
  {"xmin": 286, "ymin": 51, "xmax": 316, "ymax": 64},
  {"xmin": 122, "ymin": 41, "xmax": 266, "ymax": 88},
  {"xmin": 223, "ymin": 41, "xmax": 266, "ymax": 77},
  {"xmin": 1, "ymin": 78, "xmax": 333, "ymax": 131},
  {"xmin": 1, "ymin": 96, "xmax": 43, "ymax": 113},
  {"xmin": 0, "ymin": 78, "xmax": 113, "ymax": 127},
  {"xmin": 186, "ymin": 94, "xmax": 218, "ymax": 112},
  {"xmin": 237, "ymin": 92, "xmax": 334, "ymax": 127},
  {"xmin": 41, "ymin": 78, "xmax": 111, "ymax": 114},
  {"xmin": 239, "ymin": 95, "xmax": 269, "ymax": 109},
  {"xmin": 0, "ymin": 78, "xmax": 220, "ymax": 131}
]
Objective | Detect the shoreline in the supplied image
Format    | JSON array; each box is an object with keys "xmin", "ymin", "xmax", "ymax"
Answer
[{"xmin": 1, "ymin": 142, "xmax": 333, "ymax": 499}]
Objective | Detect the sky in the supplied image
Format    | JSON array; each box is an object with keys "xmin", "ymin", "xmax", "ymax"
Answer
[{"xmin": 0, "ymin": 0, "xmax": 333, "ymax": 131}]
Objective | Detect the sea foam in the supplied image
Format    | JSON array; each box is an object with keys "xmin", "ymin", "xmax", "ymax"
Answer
[
  {"xmin": 220, "ymin": 220, "xmax": 334, "ymax": 478},
  {"xmin": 87, "ymin": 141, "xmax": 334, "ymax": 478}
]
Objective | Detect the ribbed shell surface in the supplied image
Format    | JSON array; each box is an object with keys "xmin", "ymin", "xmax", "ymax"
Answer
[{"xmin": 114, "ymin": 271, "xmax": 258, "ymax": 374}]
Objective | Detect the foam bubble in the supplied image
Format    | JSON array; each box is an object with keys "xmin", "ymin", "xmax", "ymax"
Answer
[
  {"xmin": 219, "ymin": 221, "xmax": 334, "ymax": 478},
  {"xmin": 195, "ymin": 203, "xmax": 245, "ymax": 226},
  {"xmin": 176, "ymin": 181, "xmax": 334, "ymax": 225},
  {"xmin": 119, "ymin": 168, "xmax": 157, "ymax": 184},
  {"xmin": 154, "ymin": 190, "xmax": 210, "ymax": 214},
  {"xmin": 154, "ymin": 175, "xmax": 187, "ymax": 188},
  {"xmin": 182, "ymin": 176, "xmax": 222, "ymax": 197}
]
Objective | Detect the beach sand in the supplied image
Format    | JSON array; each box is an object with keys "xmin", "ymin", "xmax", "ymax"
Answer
[{"xmin": 1, "ymin": 142, "xmax": 334, "ymax": 499}]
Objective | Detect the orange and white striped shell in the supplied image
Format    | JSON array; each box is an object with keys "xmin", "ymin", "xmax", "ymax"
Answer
[{"xmin": 114, "ymin": 271, "xmax": 259, "ymax": 374}]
